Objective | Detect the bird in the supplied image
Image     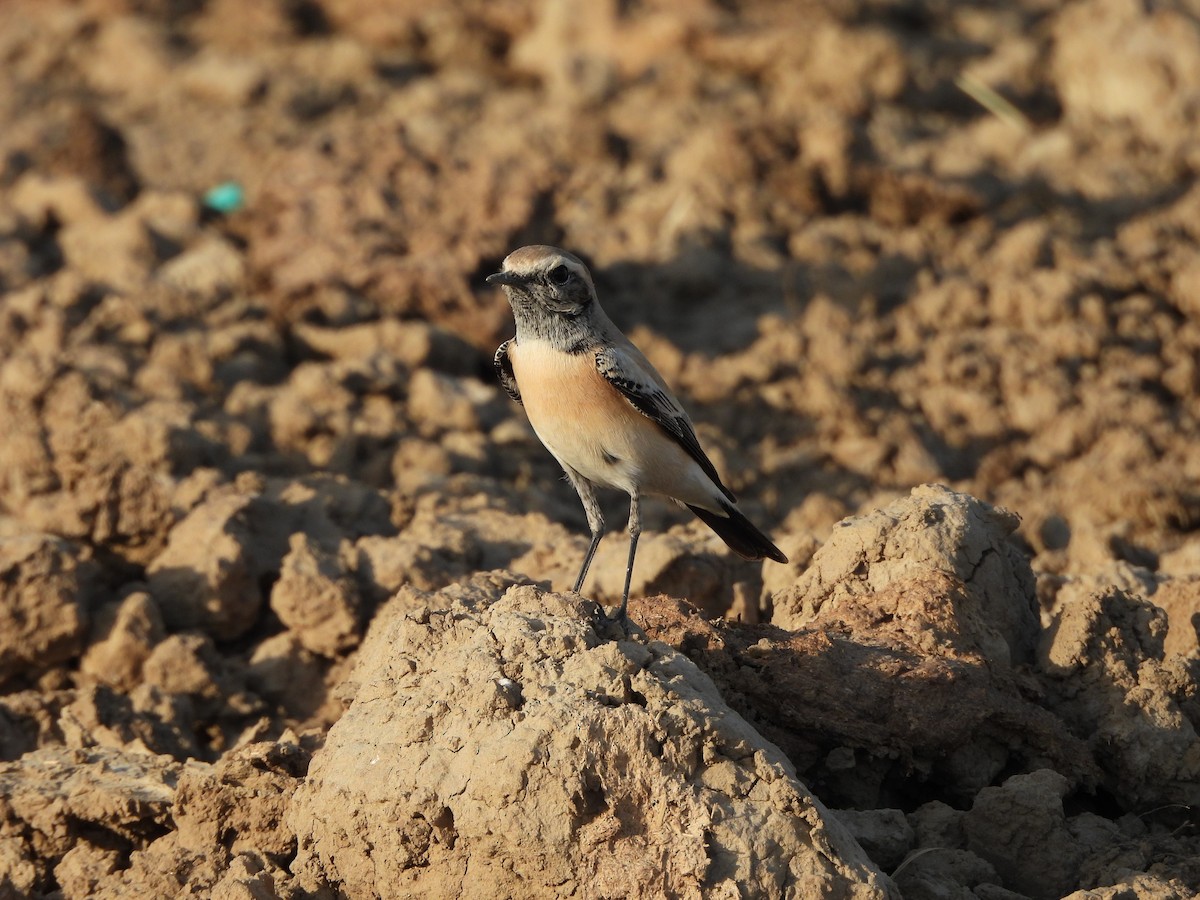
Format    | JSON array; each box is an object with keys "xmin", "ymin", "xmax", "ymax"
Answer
[{"xmin": 488, "ymin": 245, "xmax": 787, "ymax": 623}]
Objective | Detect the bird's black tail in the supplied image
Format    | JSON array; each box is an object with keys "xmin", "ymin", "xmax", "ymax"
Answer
[{"xmin": 687, "ymin": 501, "xmax": 788, "ymax": 564}]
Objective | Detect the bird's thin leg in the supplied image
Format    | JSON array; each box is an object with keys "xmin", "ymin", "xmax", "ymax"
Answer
[
  {"xmin": 573, "ymin": 531, "xmax": 603, "ymax": 593},
  {"xmin": 564, "ymin": 468, "xmax": 604, "ymax": 596},
  {"xmin": 611, "ymin": 492, "xmax": 641, "ymax": 623}
]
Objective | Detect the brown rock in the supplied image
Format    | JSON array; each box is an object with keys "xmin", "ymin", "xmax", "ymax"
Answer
[
  {"xmin": 833, "ymin": 808, "xmax": 915, "ymax": 872},
  {"xmin": 174, "ymin": 739, "xmax": 309, "ymax": 862},
  {"xmin": 80, "ymin": 590, "xmax": 165, "ymax": 690},
  {"xmin": 964, "ymin": 769, "xmax": 1080, "ymax": 900},
  {"xmin": 86, "ymin": 833, "xmax": 215, "ymax": 900},
  {"xmin": 128, "ymin": 189, "xmax": 199, "ymax": 246},
  {"xmin": 289, "ymin": 579, "xmax": 900, "ymax": 899},
  {"xmin": 139, "ymin": 632, "xmax": 265, "ymax": 755},
  {"xmin": 57, "ymin": 207, "xmax": 154, "ymax": 292},
  {"xmin": 639, "ymin": 595, "xmax": 1096, "ymax": 808},
  {"xmin": 209, "ymin": 853, "xmax": 286, "ymax": 900},
  {"xmin": 0, "ymin": 746, "xmax": 180, "ymax": 864},
  {"xmin": 354, "ymin": 501, "xmax": 580, "ymax": 598},
  {"xmin": 80, "ymin": 16, "xmax": 172, "ymax": 100},
  {"xmin": 1038, "ymin": 583, "xmax": 1200, "ymax": 808},
  {"xmin": 156, "ymin": 236, "xmax": 246, "ymax": 299},
  {"xmin": 892, "ymin": 848, "xmax": 1001, "ymax": 900},
  {"xmin": 1052, "ymin": 0, "xmax": 1200, "ymax": 153},
  {"xmin": 760, "ymin": 529, "xmax": 822, "ymax": 612},
  {"xmin": 53, "ymin": 841, "xmax": 122, "ymax": 900},
  {"xmin": 1060, "ymin": 873, "xmax": 1199, "ymax": 900},
  {"xmin": 244, "ymin": 632, "xmax": 331, "ymax": 724},
  {"xmin": 0, "ymin": 689, "xmax": 70, "ymax": 762},
  {"xmin": 388, "ymin": 435, "xmax": 454, "ymax": 494},
  {"xmin": 405, "ymin": 368, "xmax": 488, "ymax": 436},
  {"xmin": 907, "ymin": 800, "xmax": 966, "ymax": 851},
  {"xmin": 1149, "ymin": 576, "xmax": 1200, "ymax": 658},
  {"xmin": 293, "ymin": 318, "xmax": 483, "ymax": 376},
  {"xmin": 260, "ymin": 358, "xmax": 407, "ymax": 473},
  {"xmin": 772, "ymin": 484, "xmax": 1039, "ymax": 668},
  {"xmin": 270, "ymin": 533, "xmax": 361, "ymax": 657},
  {"xmin": 58, "ymin": 682, "xmax": 200, "ymax": 761},
  {"xmin": 0, "ymin": 832, "xmax": 41, "ymax": 898},
  {"xmin": 146, "ymin": 492, "xmax": 261, "ymax": 640},
  {"xmin": 74, "ymin": 738, "xmax": 307, "ymax": 899},
  {"xmin": 179, "ymin": 50, "xmax": 267, "ymax": 106},
  {"xmin": 141, "ymin": 633, "xmax": 228, "ymax": 706},
  {"xmin": 147, "ymin": 476, "xmax": 394, "ymax": 643},
  {"xmin": 0, "ymin": 533, "xmax": 94, "ymax": 684},
  {"xmin": 9, "ymin": 172, "xmax": 106, "ymax": 228},
  {"xmin": 590, "ymin": 525, "xmax": 756, "ymax": 618}
]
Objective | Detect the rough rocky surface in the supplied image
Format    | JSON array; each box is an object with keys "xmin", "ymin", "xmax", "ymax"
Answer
[
  {"xmin": 1037, "ymin": 582, "xmax": 1200, "ymax": 810},
  {"xmin": 1, "ymin": 0, "xmax": 1199, "ymax": 897},
  {"xmin": 772, "ymin": 484, "xmax": 1040, "ymax": 667},
  {"xmin": 290, "ymin": 577, "xmax": 898, "ymax": 899},
  {"xmin": 0, "ymin": 534, "xmax": 94, "ymax": 684}
]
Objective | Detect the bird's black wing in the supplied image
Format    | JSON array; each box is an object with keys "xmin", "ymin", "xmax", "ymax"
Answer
[
  {"xmin": 494, "ymin": 340, "xmax": 522, "ymax": 405},
  {"xmin": 595, "ymin": 346, "xmax": 735, "ymax": 502}
]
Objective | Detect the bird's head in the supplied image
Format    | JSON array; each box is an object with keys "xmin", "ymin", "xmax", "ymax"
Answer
[{"xmin": 487, "ymin": 245, "xmax": 597, "ymax": 317}]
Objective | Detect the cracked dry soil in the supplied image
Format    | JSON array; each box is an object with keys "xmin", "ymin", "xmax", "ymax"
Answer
[{"xmin": 1, "ymin": 1, "xmax": 1199, "ymax": 898}]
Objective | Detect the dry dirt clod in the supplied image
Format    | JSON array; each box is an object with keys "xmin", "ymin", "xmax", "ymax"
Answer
[
  {"xmin": 964, "ymin": 769, "xmax": 1080, "ymax": 899},
  {"xmin": 270, "ymin": 532, "xmax": 362, "ymax": 657},
  {"xmin": 1038, "ymin": 581, "xmax": 1200, "ymax": 810},
  {"xmin": 657, "ymin": 488, "xmax": 1092, "ymax": 807},
  {"xmin": 1058, "ymin": 874, "xmax": 1200, "ymax": 900},
  {"xmin": 244, "ymin": 632, "xmax": 332, "ymax": 725},
  {"xmin": 58, "ymin": 682, "xmax": 200, "ymax": 761},
  {"xmin": 0, "ymin": 532, "xmax": 95, "ymax": 686},
  {"xmin": 79, "ymin": 589, "xmax": 165, "ymax": 691},
  {"xmin": 288, "ymin": 579, "xmax": 900, "ymax": 900},
  {"xmin": 146, "ymin": 491, "xmax": 262, "ymax": 641},
  {"xmin": 637, "ymin": 590, "xmax": 1096, "ymax": 811},
  {"xmin": 0, "ymin": 739, "xmax": 310, "ymax": 900},
  {"xmin": 0, "ymin": 745, "xmax": 182, "ymax": 891},
  {"xmin": 1, "ymin": 0, "xmax": 1200, "ymax": 896},
  {"xmin": 1144, "ymin": 575, "xmax": 1200, "ymax": 659},
  {"xmin": 772, "ymin": 484, "xmax": 1039, "ymax": 668},
  {"xmin": 173, "ymin": 738, "xmax": 310, "ymax": 863},
  {"xmin": 891, "ymin": 847, "xmax": 1003, "ymax": 900},
  {"xmin": 833, "ymin": 807, "xmax": 915, "ymax": 873}
]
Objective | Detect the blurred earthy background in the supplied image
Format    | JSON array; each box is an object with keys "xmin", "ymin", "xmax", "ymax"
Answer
[{"xmin": 1, "ymin": 0, "xmax": 1198, "ymax": 898}]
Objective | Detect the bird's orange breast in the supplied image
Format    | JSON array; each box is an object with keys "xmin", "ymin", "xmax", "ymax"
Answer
[
  {"xmin": 507, "ymin": 338, "xmax": 717, "ymax": 505},
  {"xmin": 509, "ymin": 340, "xmax": 636, "ymax": 438}
]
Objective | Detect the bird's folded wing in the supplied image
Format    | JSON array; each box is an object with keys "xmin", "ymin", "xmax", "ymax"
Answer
[
  {"xmin": 595, "ymin": 345, "xmax": 735, "ymax": 502},
  {"xmin": 494, "ymin": 340, "xmax": 522, "ymax": 405}
]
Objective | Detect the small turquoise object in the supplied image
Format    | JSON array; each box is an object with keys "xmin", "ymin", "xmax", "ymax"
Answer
[{"xmin": 203, "ymin": 181, "xmax": 245, "ymax": 214}]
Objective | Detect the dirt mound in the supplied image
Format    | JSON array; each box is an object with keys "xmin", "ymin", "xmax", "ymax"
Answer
[
  {"xmin": 772, "ymin": 484, "xmax": 1040, "ymax": 666},
  {"xmin": 289, "ymin": 577, "xmax": 898, "ymax": 899},
  {"xmin": 0, "ymin": 534, "xmax": 95, "ymax": 685},
  {"xmin": 1039, "ymin": 581, "xmax": 1200, "ymax": 811},
  {"xmin": 2, "ymin": 0, "xmax": 1200, "ymax": 897}
]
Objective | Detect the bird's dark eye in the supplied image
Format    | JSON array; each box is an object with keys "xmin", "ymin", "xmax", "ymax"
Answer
[{"xmin": 548, "ymin": 265, "xmax": 571, "ymax": 286}]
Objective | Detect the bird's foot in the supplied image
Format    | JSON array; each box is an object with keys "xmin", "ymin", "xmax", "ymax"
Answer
[
  {"xmin": 603, "ymin": 599, "xmax": 632, "ymax": 633},
  {"xmin": 584, "ymin": 600, "xmax": 632, "ymax": 637}
]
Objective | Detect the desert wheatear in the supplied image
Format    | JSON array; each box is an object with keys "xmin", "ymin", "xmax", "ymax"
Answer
[{"xmin": 488, "ymin": 245, "xmax": 787, "ymax": 622}]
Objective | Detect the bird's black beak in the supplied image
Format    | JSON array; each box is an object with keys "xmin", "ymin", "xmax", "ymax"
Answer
[{"xmin": 487, "ymin": 271, "xmax": 524, "ymax": 287}]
